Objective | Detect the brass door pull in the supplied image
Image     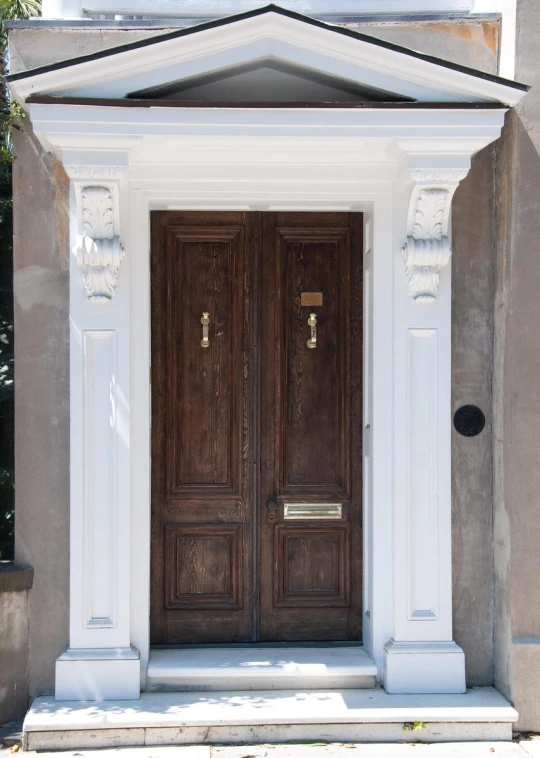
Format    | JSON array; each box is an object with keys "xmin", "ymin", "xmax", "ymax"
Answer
[
  {"xmin": 307, "ymin": 313, "xmax": 317, "ymax": 349},
  {"xmin": 200, "ymin": 312, "xmax": 210, "ymax": 348}
]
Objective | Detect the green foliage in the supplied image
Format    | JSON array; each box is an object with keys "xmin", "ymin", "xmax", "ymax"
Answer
[
  {"xmin": 0, "ymin": 0, "xmax": 40, "ymax": 45},
  {"xmin": 403, "ymin": 722, "xmax": 427, "ymax": 732},
  {"xmin": 0, "ymin": 157, "xmax": 13, "ymax": 560},
  {"xmin": 0, "ymin": 0, "xmax": 39, "ymax": 559}
]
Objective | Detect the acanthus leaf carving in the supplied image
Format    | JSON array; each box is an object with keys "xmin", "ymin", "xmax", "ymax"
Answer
[
  {"xmin": 76, "ymin": 186, "xmax": 124, "ymax": 302},
  {"xmin": 402, "ymin": 185, "xmax": 455, "ymax": 302}
]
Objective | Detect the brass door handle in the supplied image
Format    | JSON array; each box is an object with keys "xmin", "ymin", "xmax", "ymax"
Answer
[
  {"xmin": 307, "ymin": 313, "xmax": 317, "ymax": 349},
  {"xmin": 267, "ymin": 498, "xmax": 279, "ymax": 526},
  {"xmin": 200, "ymin": 312, "xmax": 210, "ymax": 348}
]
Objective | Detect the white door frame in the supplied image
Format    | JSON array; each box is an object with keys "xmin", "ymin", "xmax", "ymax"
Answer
[{"xmin": 23, "ymin": 104, "xmax": 507, "ymax": 700}]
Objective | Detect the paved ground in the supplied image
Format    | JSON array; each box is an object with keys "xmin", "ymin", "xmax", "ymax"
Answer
[
  {"xmin": 4, "ymin": 721, "xmax": 540, "ymax": 758},
  {"xmin": 3, "ymin": 739, "xmax": 540, "ymax": 757}
]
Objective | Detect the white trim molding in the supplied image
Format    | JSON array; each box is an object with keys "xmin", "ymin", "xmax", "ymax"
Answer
[
  {"xmin": 384, "ymin": 160, "xmax": 470, "ymax": 694},
  {"xmin": 57, "ymin": 158, "xmax": 140, "ymax": 700}
]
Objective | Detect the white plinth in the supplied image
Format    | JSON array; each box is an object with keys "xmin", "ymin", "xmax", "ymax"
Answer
[
  {"xmin": 384, "ymin": 640, "xmax": 466, "ymax": 694},
  {"xmin": 55, "ymin": 647, "xmax": 141, "ymax": 701}
]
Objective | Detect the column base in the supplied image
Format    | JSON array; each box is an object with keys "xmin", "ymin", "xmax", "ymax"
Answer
[
  {"xmin": 384, "ymin": 640, "xmax": 466, "ymax": 694},
  {"xmin": 56, "ymin": 646, "xmax": 140, "ymax": 701}
]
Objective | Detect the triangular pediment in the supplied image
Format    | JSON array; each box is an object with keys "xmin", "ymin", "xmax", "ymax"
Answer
[
  {"xmin": 8, "ymin": 4, "xmax": 528, "ymax": 107},
  {"xmin": 128, "ymin": 59, "xmax": 413, "ymax": 104}
]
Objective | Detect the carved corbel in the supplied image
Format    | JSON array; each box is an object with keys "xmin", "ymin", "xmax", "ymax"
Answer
[
  {"xmin": 65, "ymin": 165, "xmax": 126, "ymax": 302},
  {"xmin": 402, "ymin": 169, "xmax": 468, "ymax": 302}
]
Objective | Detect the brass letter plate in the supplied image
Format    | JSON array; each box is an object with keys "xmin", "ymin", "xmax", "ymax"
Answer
[
  {"xmin": 301, "ymin": 292, "xmax": 323, "ymax": 307},
  {"xmin": 284, "ymin": 503, "xmax": 342, "ymax": 520}
]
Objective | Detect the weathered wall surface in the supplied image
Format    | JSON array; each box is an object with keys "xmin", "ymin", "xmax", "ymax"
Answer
[
  {"xmin": 12, "ymin": 118, "xmax": 70, "ymax": 699},
  {"xmin": 452, "ymin": 145, "xmax": 496, "ymax": 687},
  {"xmin": 0, "ymin": 565, "xmax": 33, "ymax": 721},
  {"xmin": 8, "ymin": 18, "xmax": 499, "ymax": 74},
  {"xmin": 8, "ymin": 16, "xmax": 499, "ymax": 696},
  {"xmin": 494, "ymin": 0, "xmax": 540, "ymax": 731}
]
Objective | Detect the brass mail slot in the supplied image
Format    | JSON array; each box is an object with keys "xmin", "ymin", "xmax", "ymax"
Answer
[
  {"xmin": 301, "ymin": 292, "xmax": 323, "ymax": 307},
  {"xmin": 283, "ymin": 502, "xmax": 343, "ymax": 520}
]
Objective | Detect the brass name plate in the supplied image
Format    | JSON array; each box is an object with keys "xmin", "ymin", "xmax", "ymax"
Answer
[
  {"xmin": 283, "ymin": 503, "xmax": 342, "ymax": 520},
  {"xmin": 301, "ymin": 292, "xmax": 323, "ymax": 307}
]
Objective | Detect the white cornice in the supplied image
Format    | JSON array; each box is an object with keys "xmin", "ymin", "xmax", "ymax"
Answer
[{"xmin": 28, "ymin": 104, "xmax": 507, "ymax": 147}]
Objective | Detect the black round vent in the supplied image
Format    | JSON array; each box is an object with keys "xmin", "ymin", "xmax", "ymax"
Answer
[{"xmin": 453, "ymin": 405, "xmax": 486, "ymax": 437}]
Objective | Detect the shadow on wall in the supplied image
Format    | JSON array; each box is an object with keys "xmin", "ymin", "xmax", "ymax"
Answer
[
  {"xmin": 493, "ymin": 107, "xmax": 540, "ymax": 733},
  {"xmin": 0, "ymin": 564, "xmax": 33, "ymax": 722}
]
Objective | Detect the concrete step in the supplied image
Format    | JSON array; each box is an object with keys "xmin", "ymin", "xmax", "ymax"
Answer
[
  {"xmin": 23, "ymin": 688, "xmax": 518, "ymax": 750},
  {"xmin": 146, "ymin": 645, "xmax": 378, "ymax": 692}
]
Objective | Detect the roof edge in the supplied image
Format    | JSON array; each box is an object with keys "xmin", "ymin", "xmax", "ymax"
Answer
[{"xmin": 7, "ymin": 3, "xmax": 530, "ymax": 95}]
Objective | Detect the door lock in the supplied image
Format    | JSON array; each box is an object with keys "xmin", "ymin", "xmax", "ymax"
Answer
[{"xmin": 267, "ymin": 498, "xmax": 279, "ymax": 526}]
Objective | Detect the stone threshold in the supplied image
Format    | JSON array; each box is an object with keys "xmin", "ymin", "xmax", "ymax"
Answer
[
  {"xmin": 24, "ymin": 687, "xmax": 517, "ymax": 750},
  {"xmin": 147, "ymin": 645, "xmax": 378, "ymax": 692}
]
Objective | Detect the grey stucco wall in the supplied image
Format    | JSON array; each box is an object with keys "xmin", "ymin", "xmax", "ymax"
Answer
[
  {"xmin": 9, "ymin": 17, "xmax": 499, "ymax": 696},
  {"xmin": 452, "ymin": 145, "xmax": 496, "ymax": 687},
  {"xmin": 493, "ymin": 0, "xmax": 540, "ymax": 731},
  {"xmin": 12, "ymin": 120, "xmax": 70, "ymax": 699},
  {"xmin": 0, "ymin": 565, "xmax": 33, "ymax": 721}
]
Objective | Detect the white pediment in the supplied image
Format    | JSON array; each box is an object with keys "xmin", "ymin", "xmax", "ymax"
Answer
[{"xmin": 8, "ymin": 5, "xmax": 527, "ymax": 106}]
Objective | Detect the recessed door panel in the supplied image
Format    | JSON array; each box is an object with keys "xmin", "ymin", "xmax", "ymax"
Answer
[{"xmin": 278, "ymin": 228, "xmax": 351, "ymax": 495}]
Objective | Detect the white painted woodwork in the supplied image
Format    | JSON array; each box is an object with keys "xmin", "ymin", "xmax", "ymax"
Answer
[
  {"xmin": 10, "ymin": 10, "xmax": 526, "ymax": 700},
  {"xmin": 406, "ymin": 328, "xmax": 440, "ymax": 620},
  {"xmin": 56, "ymin": 647, "xmax": 141, "ymax": 701},
  {"xmin": 83, "ymin": 329, "xmax": 118, "ymax": 628},
  {"xmin": 147, "ymin": 647, "xmax": 377, "ymax": 691},
  {"xmin": 384, "ymin": 164, "xmax": 468, "ymax": 693},
  {"xmin": 59, "ymin": 161, "xmax": 140, "ymax": 700}
]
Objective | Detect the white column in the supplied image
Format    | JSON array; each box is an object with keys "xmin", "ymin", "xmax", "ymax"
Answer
[
  {"xmin": 55, "ymin": 160, "xmax": 140, "ymax": 701},
  {"xmin": 384, "ymin": 162, "xmax": 468, "ymax": 694}
]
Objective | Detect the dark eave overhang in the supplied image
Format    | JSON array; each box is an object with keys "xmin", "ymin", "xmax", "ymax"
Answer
[{"xmin": 25, "ymin": 95, "xmax": 509, "ymax": 109}]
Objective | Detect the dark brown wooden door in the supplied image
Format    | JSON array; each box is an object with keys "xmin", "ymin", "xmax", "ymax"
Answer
[{"xmin": 151, "ymin": 211, "xmax": 362, "ymax": 644}]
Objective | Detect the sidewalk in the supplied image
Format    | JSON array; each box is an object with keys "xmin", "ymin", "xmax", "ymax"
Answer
[{"xmin": 3, "ymin": 741, "xmax": 540, "ymax": 758}]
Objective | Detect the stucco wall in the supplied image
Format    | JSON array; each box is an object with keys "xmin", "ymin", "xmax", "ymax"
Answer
[
  {"xmin": 9, "ymin": 17, "xmax": 499, "ymax": 696},
  {"xmin": 0, "ymin": 565, "xmax": 33, "ymax": 721},
  {"xmin": 493, "ymin": 0, "xmax": 540, "ymax": 732},
  {"xmin": 452, "ymin": 145, "xmax": 496, "ymax": 687},
  {"xmin": 12, "ymin": 120, "xmax": 70, "ymax": 699}
]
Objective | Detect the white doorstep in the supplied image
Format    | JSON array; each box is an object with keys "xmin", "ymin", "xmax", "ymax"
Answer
[
  {"xmin": 24, "ymin": 687, "xmax": 518, "ymax": 750},
  {"xmin": 147, "ymin": 646, "xmax": 377, "ymax": 691}
]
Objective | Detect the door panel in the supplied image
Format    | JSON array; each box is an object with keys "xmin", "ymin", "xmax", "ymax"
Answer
[
  {"xmin": 151, "ymin": 211, "xmax": 362, "ymax": 644},
  {"xmin": 151, "ymin": 212, "xmax": 254, "ymax": 644},
  {"xmin": 279, "ymin": 225, "xmax": 350, "ymax": 494},
  {"xmin": 259, "ymin": 213, "xmax": 363, "ymax": 641}
]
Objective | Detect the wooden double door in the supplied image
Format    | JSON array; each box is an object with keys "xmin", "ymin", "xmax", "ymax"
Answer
[{"xmin": 151, "ymin": 211, "xmax": 363, "ymax": 644}]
